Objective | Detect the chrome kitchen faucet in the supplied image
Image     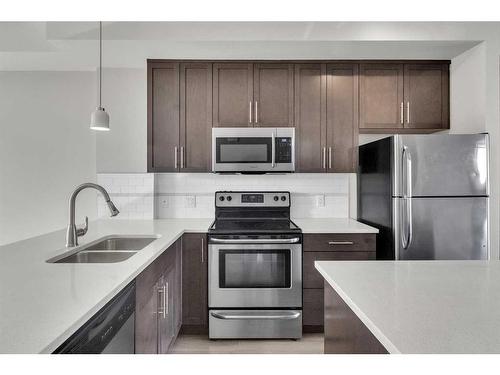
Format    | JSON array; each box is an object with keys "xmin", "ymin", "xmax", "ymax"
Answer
[{"xmin": 66, "ymin": 183, "xmax": 119, "ymax": 247}]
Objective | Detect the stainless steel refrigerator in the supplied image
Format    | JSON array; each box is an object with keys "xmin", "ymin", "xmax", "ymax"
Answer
[{"xmin": 358, "ymin": 134, "xmax": 489, "ymax": 260}]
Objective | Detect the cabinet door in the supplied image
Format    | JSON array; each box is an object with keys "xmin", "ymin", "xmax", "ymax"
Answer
[
  {"xmin": 182, "ymin": 234, "xmax": 208, "ymax": 331},
  {"xmin": 157, "ymin": 274, "xmax": 173, "ymax": 354},
  {"xmin": 180, "ymin": 63, "xmax": 212, "ymax": 172},
  {"xmin": 213, "ymin": 63, "xmax": 253, "ymax": 127},
  {"xmin": 253, "ymin": 63, "xmax": 294, "ymax": 127},
  {"xmin": 294, "ymin": 64, "xmax": 327, "ymax": 172},
  {"xmin": 135, "ymin": 272, "xmax": 160, "ymax": 354},
  {"xmin": 148, "ymin": 62, "xmax": 180, "ymax": 172},
  {"xmin": 404, "ymin": 63, "xmax": 449, "ymax": 130},
  {"xmin": 326, "ymin": 63, "xmax": 359, "ymax": 173},
  {"xmin": 359, "ymin": 63, "xmax": 404, "ymax": 130}
]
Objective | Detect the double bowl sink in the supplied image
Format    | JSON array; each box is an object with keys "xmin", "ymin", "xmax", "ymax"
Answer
[{"xmin": 47, "ymin": 236, "xmax": 158, "ymax": 264}]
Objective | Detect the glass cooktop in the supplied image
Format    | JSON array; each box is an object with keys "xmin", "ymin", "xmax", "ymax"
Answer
[{"xmin": 209, "ymin": 219, "xmax": 301, "ymax": 234}]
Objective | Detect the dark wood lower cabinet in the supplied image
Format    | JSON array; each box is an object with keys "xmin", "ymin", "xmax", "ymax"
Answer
[
  {"xmin": 135, "ymin": 238, "xmax": 182, "ymax": 354},
  {"xmin": 302, "ymin": 233, "xmax": 376, "ymax": 333},
  {"xmin": 324, "ymin": 281, "xmax": 388, "ymax": 354},
  {"xmin": 181, "ymin": 233, "xmax": 208, "ymax": 334}
]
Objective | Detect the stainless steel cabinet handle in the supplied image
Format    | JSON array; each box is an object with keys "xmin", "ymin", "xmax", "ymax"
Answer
[
  {"xmin": 210, "ymin": 237, "xmax": 300, "ymax": 244},
  {"xmin": 174, "ymin": 146, "xmax": 178, "ymax": 169},
  {"xmin": 400, "ymin": 102, "xmax": 404, "ymax": 124},
  {"xmin": 211, "ymin": 311, "xmax": 300, "ymax": 320},
  {"xmin": 180, "ymin": 146, "xmax": 184, "ymax": 169},
  {"xmin": 406, "ymin": 102, "xmax": 410, "ymax": 124},
  {"xmin": 157, "ymin": 284, "xmax": 166, "ymax": 319},
  {"xmin": 328, "ymin": 241, "xmax": 354, "ymax": 245},
  {"xmin": 201, "ymin": 237, "xmax": 204, "ymax": 263},
  {"xmin": 249, "ymin": 101, "xmax": 252, "ymax": 124},
  {"xmin": 271, "ymin": 131, "xmax": 276, "ymax": 168},
  {"xmin": 322, "ymin": 147, "xmax": 326, "ymax": 169},
  {"xmin": 255, "ymin": 101, "xmax": 258, "ymax": 124},
  {"xmin": 164, "ymin": 282, "xmax": 169, "ymax": 317},
  {"xmin": 328, "ymin": 147, "xmax": 332, "ymax": 170}
]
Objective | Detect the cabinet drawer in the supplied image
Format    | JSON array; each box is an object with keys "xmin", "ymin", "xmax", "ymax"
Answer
[
  {"xmin": 303, "ymin": 233, "xmax": 376, "ymax": 252},
  {"xmin": 303, "ymin": 289, "xmax": 324, "ymax": 326},
  {"xmin": 303, "ymin": 251, "xmax": 375, "ymax": 288}
]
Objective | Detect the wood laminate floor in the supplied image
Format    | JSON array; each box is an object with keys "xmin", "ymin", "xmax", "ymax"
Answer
[{"xmin": 170, "ymin": 333, "xmax": 324, "ymax": 354}]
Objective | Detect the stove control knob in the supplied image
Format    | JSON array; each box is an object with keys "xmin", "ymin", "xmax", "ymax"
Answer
[
  {"xmin": 281, "ymin": 196, "xmax": 287, "ymax": 201},
  {"xmin": 226, "ymin": 196, "xmax": 232, "ymax": 201},
  {"xmin": 219, "ymin": 196, "xmax": 225, "ymax": 201},
  {"xmin": 273, "ymin": 196, "xmax": 279, "ymax": 201}
]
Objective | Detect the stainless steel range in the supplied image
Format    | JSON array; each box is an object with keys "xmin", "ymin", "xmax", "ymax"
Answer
[{"xmin": 208, "ymin": 191, "xmax": 302, "ymax": 339}]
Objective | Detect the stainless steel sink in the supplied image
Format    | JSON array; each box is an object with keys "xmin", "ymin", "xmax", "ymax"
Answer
[
  {"xmin": 48, "ymin": 235, "xmax": 158, "ymax": 264},
  {"xmin": 55, "ymin": 251, "xmax": 137, "ymax": 263}
]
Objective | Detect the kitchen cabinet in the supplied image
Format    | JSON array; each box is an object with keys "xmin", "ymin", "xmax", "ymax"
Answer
[
  {"xmin": 302, "ymin": 233, "xmax": 376, "ymax": 333},
  {"xmin": 325, "ymin": 63, "xmax": 359, "ymax": 172},
  {"xmin": 294, "ymin": 63, "xmax": 358, "ymax": 173},
  {"xmin": 148, "ymin": 62, "xmax": 212, "ymax": 172},
  {"xmin": 213, "ymin": 62, "xmax": 294, "ymax": 127},
  {"xmin": 182, "ymin": 233, "xmax": 208, "ymax": 333},
  {"xmin": 213, "ymin": 63, "xmax": 254, "ymax": 127},
  {"xmin": 253, "ymin": 63, "xmax": 294, "ymax": 127},
  {"xmin": 135, "ymin": 239, "xmax": 182, "ymax": 353},
  {"xmin": 359, "ymin": 62, "xmax": 449, "ymax": 133},
  {"xmin": 294, "ymin": 64, "xmax": 326, "ymax": 172},
  {"xmin": 180, "ymin": 62, "xmax": 213, "ymax": 172},
  {"xmin": 148, "ymin": 62, "xmax": 180, "ymax": 172},
  {"xmin": 404, "ymin": 63, "xmax": 449, "ymax": 130}
]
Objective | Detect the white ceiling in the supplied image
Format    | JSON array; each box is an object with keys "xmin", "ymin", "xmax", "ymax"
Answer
[{"xmin": 0, "ymin": 22, "xmax": 491, "ymax": 70}]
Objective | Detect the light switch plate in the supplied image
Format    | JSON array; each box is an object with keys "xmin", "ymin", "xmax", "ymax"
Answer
[{"xmin": 185, "ymin": 195, "xmax": 196, "ymax": 208}]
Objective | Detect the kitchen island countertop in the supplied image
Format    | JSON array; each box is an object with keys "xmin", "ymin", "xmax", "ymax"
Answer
[{"xmin": 315, "ymin": 260, "xmax": 500, "ymax": 354}]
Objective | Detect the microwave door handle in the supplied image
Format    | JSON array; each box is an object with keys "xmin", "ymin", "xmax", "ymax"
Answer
[
  {"xmin": 210, "ymin": 237, "xmax": 300, "ymax": 244},
  {"xmin": 271, "ymin": 131, "xmax": 276, "ymax": 168}
]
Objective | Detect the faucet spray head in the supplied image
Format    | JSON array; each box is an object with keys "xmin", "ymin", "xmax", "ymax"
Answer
[{"xmin": 107, "ymin": 200, "xmax": 120, "ymax": 217}]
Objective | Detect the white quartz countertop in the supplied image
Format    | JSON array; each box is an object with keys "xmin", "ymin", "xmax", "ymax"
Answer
[
  {"xmin": 0, "ymin": 218, "xmax": 213, "ymax": 354},
  {"xmin": 292, "ymin": 218, "xmax": 378, "ymax": 234},
  {"xmin": 315, "ymin": 260, "xmax": 500, "ymax": 354}
]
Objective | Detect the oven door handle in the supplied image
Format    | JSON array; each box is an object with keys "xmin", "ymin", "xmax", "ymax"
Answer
[
  {"xmin": 210, "ymin": 311, "xmax": 301, "ymax": 320},
  {"xmin": 209, "ymin": 237, "xmax": 300, "ymax": 244}
]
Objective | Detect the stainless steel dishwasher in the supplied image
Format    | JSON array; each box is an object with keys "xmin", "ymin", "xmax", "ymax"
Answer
[{"xmin": 54, "ymin": 281, "xmax": 135, "ymax": 354}]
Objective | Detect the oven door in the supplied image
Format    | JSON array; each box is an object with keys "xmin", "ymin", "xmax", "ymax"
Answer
[
  {"xmin": 212, "ymin": 127, "xmax": 295, "ymax": 172},
  {"xmin": 208, "ymin": 240, "xmax": 302, "ymax": 308}
]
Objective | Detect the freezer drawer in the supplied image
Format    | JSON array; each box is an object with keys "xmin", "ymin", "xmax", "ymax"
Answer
[
  {"xmin": 393, "ymin": 134, "xmax": 489, "ymax": 197},
  {"xmin": 209, "ymin": 310, "xmax": 302, "ymax": 339},
  {"xmin": 394, "ymin": 197, "xmax": 488, "ymax": 260}
]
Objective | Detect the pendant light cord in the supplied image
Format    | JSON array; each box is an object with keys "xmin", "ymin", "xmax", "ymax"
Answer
[{"xmin": 99, "ymin": 21, "xmax": 102, "ymax": 108}]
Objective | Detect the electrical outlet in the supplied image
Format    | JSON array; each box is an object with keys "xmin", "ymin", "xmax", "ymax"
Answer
[
  {"xmin": 185, "ymin": 195, "xmax": 196, "ymax": 208},
  {"xmin": 316, "ymin": 194, "xmax": 325, "ymax": 207},
  {"xmin": 161, "ymin": 198, "xmax": 169, "ymax": 207}
]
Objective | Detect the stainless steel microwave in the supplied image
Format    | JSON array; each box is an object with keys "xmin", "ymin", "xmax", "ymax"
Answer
[{"xmin": 212, "ymin": 127, "xmax": 295, "ymax": 173}]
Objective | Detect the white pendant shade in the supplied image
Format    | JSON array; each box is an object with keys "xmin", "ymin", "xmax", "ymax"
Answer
[
  {"xmin": 90, "ymin": 107, "xmax": 110, "ymax": 131},
  {"xmin": 90, "ymin": 22, "xmax": 110, "ymax": 131}
]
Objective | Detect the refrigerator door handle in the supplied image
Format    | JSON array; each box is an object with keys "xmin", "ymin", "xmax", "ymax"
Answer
[{"xmin": 402, "ymin": 147, "xmax": 413, "ymax": 249}]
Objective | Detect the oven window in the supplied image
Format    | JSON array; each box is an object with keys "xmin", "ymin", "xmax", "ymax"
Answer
[
  {"xmin": 216, "ymin": 137, "xmax": 272, "ymax": 163},
  {"xmin": 219, "ymin": 249, "xmax": 291, "ymax": 288}
]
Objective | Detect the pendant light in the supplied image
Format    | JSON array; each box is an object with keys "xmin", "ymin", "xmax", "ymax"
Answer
[{"xmin": 90, "ymin": 21, "xmax": 110, "ymax": 131}]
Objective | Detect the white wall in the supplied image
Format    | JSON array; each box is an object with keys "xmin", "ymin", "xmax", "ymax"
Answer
[
  {"xmin": 96, "ymin": 68, "xmax": 147, "ymax": 172},
  {"xmin": 450, "ymin": 43, "xmax": 487, "ymax": 134},
  {"xmin": 0, "ymin": 71, "xmax": 97, "ymax": 245}
]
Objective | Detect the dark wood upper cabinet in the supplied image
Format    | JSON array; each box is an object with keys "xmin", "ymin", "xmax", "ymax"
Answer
[
  {"xmin": 359, "ymin": 63, "xmax": 404, "ymax": 131},
  {"xmin": 253, "ymin": 63, "xmax": 294, "ymax": 127},
  {"xmin": 213, "ymin": 63, "xmax": 253, "ymax": 127},
  {"xmin": 404, "ymin": 63, "xmax": 449, "ymax": 130},
  {"xmin": 294, "ymin": 64, "xmax": 327, "ymax": 172},
  {"xmin": 326, "ymin": 63, "xmax": 359, "ymax": 173},
  {"xmin": 148, "ymin": 62, "xmax": 180, "ymax": 172},
  {"xmin": 182, "ymin": 233, "xmax": 208, "ymax": 332},
  {"xmin": 179, "ymin": 63, "xmax": 213, "ymax": 172}
]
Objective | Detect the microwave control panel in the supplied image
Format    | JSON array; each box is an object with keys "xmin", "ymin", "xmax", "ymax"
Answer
[{"xmin": 275, "ymin": 137, "xmax": 292, "ymax": 163}]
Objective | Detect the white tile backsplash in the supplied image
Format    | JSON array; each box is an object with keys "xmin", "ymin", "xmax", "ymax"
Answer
[{"xmin": 97, "ymin": 173, "xmax": 356, "ymax": 219}]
